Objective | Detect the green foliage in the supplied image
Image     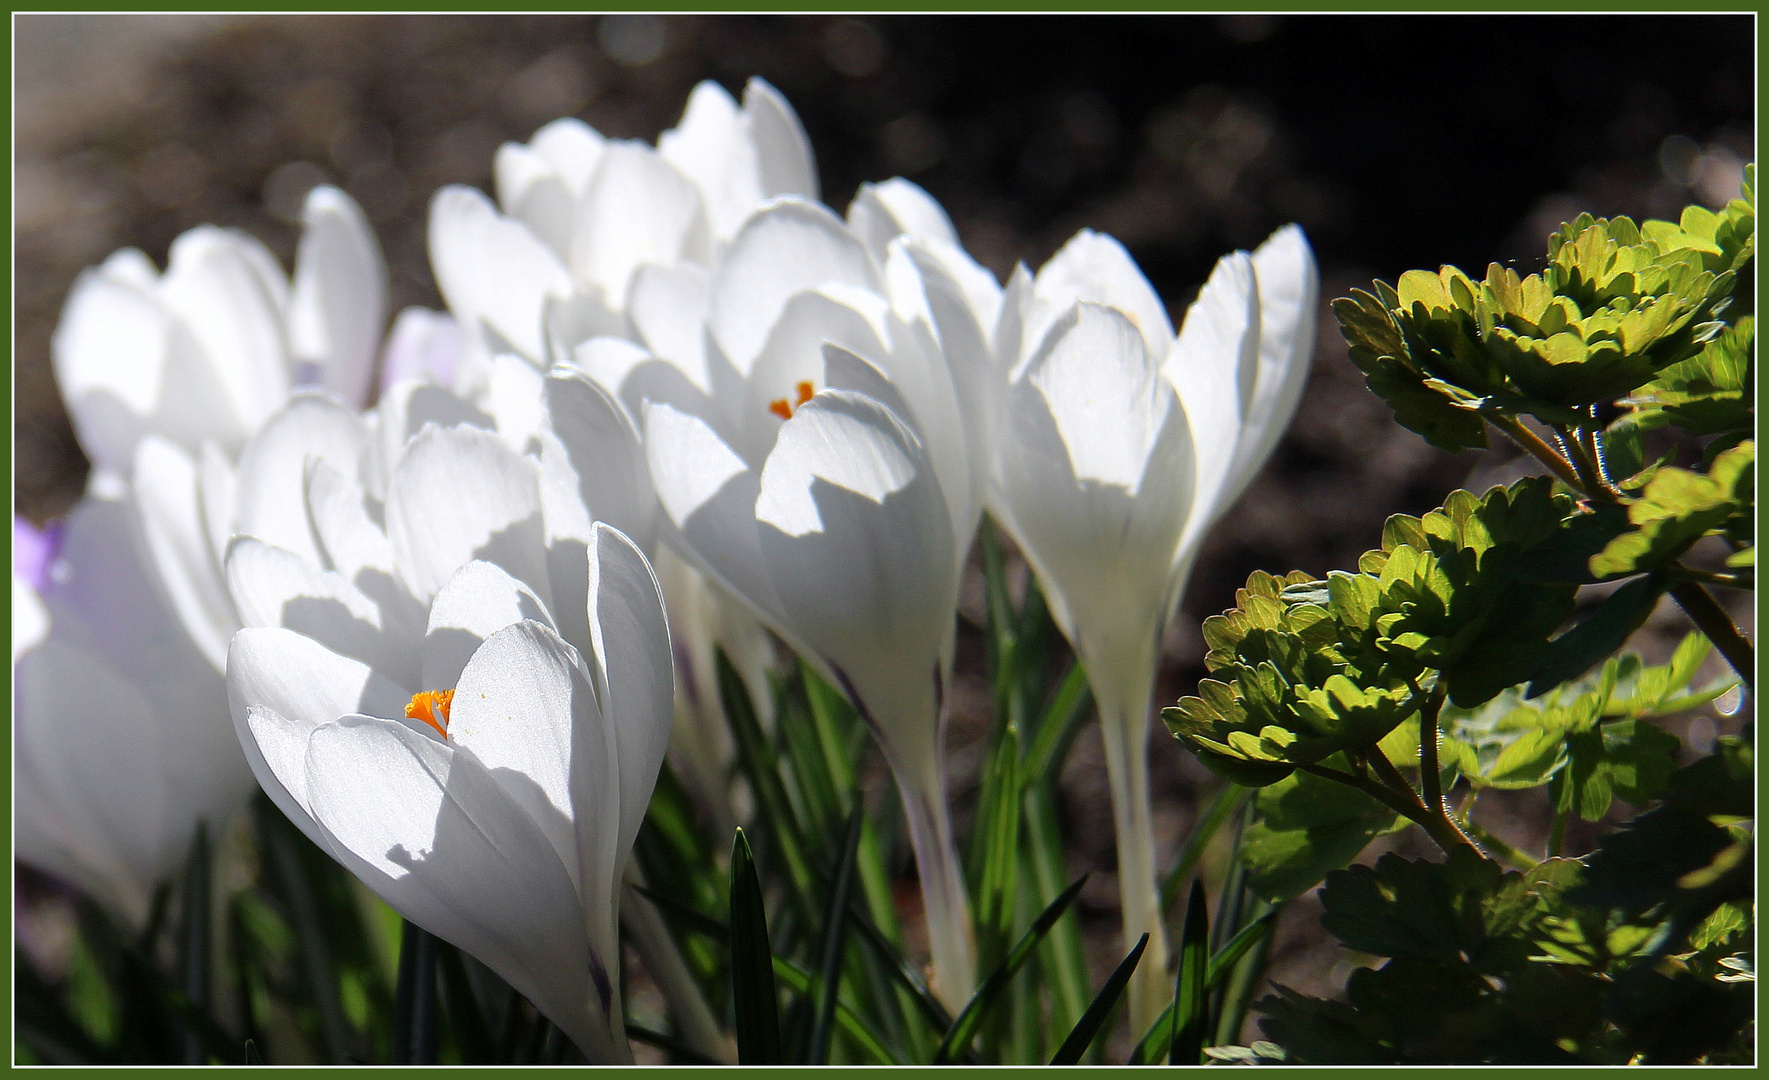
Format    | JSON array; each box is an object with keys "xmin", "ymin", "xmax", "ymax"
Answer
[
  {"xmin": 1240, "ymin": 766, "xmax": 1403, "ymax": 902},
  {"xmin": 1334, "ymin": 168, "xmax": 1754, "ymax": 449},
  {"xmin": 1589, "ymin": 439, "xmax": 1754, "ymax": 578}
]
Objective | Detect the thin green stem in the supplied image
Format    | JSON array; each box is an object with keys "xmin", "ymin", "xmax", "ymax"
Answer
[
  {"xmin": 179, "ymin": 821, "xmax": 211, "ymax": 1065},
  {"xmin": 1554, "ymin": 423, "xmax": 1613, "ymax": 502},
  {"xmin": 1489, "ymin": 414, "xmax": 1585, "ymax": 492},
  {"xmin": 1668, "ymin": 581, "xmax": 1755, "ymax": 688},
  {"xmin": 1417, "ymin": 687, "xmax": 1444, "ymax": 818},
  {"xmin": 1303, "ymin": 754, "xmax": 1483, "ymax": 860}
]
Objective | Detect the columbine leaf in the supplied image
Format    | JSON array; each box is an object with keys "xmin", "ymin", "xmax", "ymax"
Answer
[{"xmin": 1589, "ymin": 440, "xmax": 1754, "ymax": 578}]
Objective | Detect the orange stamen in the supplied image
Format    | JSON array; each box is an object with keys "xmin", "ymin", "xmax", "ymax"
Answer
[
  {"xmin": 406, "ymin": 689, "xmax": 455, "ymax": 738},
  {"xmin": 767, "ymin": 380, "xmax": 817, "ymax": 420}
]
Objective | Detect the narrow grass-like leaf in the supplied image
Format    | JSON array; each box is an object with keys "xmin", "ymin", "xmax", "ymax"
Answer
[
  {"xmin": 1128, "ymin": 911, "xmax": 1276, "ymax": 1064},
  {"xmin": 244, "ymin": 1039, "xmax": 264, "ymax": 1065},
  {"xmin": 1022, "ymin": 784, "xmax": 1092, "ymax": 1053},
  {"xmin": 809, "ymin": 807, "xmax": 864, "ymax": 1064},
  {"xmin": 721, "ymin": 650, "xmax": 815, "ymax": 914},
  {"xmin": 1022, "ymin": 662, "xmax": 1093, "ymax": 785},
  {"xmin": 178, "ymin": 821, "xmax": 211, "ymax": 1063},
  {"xmin": 392, "ymin": 922, "xmax": 439, "ymax": 1064},
  {"xmin": 730, "ymin": 829, "xmax": 784, "ymax": 1064},
  {"xmin": 968, "ymin": 722, "xmax": 1021, "ymax": 974},
  {"xmin": 1170, "ymin": 880, "xmax": 1210, "ymax": 1065},
  {"xmin": 256, "ymin": 799, "xmax": 353, "ymax": 1061},
  {"xmin": 633, "ymin": 883, "xmax": 731, "ymax": 941},
  {"xmin": 15, "ymin": 943, "xmax": 111, "ymax": 1063},
  {"xmin": 436, "ymin": 939, "xmax": 494, "ymax": 1063},
  {"xmin": 933, "ymin": 872, "xmax": 1090, "ymax": 1064},
  {"xmin": 1049, "ymin": 933, "xmax": 1150, "ymax": 1064},
  {"xmin": 1160, "ymin": 786, "xmax": 1251, "ymax": 912},
  {"xmin": 771, "ymin": 956, "xmax": 904, "ymax": 1064}
]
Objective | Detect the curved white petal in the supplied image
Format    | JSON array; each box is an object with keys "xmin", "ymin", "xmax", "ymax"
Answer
[
  {"xmin": 1163, "ymin": 252, "xmax": 1260, "ymax": 543},
  {"xmin": 1027, "ymin": 304, "xmax": 1175, "ymax": 493},
  {"xmin": 738, "ymin": 287, "xmax": 891, "ymax": 467},
  {"xmin": 226, "ymin": 536, "xmax": 405, "ymax": 683},
  {"xmin": 708, "ymin": 199, "xmax": 880, "ymax": 377},
  {"xmin": 847, "ymin": 177, "xmax": 958, "ymax": 260},
  {"xmin": 384, "ymin": 423, "xmax": 548, "ymax": 606},
  {"xmin": 289, "ymin": 186, "xmax": 386, "ymax": 408},
  {"xmin": 627, "ymin": 262, "xmax": 711, "ymax": 391},
  {"xmin": 489, "ymin": 352, "xmax": 548, "ymax": 455},
  {"xmin": 530, "ymin": 116, "xmax": 607, "ymax": 196},
  {"xmin": 658, "ymin": 80, "xmax": 758, "ymax": 245},
  {"xmin": 132, "ymin": 436, "xmax": 236, "ymax": 672},
  {"xmin": 582, "ymin": 524, "xmax": 672, "ymax": 889},
  {"xmin": 51, "ymin": 265, "xmax": 179, "ymax": 473},
  {"xmin": 379, "ymin": 307, "xmax": 466, "ymax": 394},
  {"xmin": 302, "ymin": 716, "xmax": 615, "ymax": 1058},
  {"xmin": 572, "ymin": 142, "xmax": 709, "ymax": 307},
  {"xmin": 1028, "ymin": 230, "xmax": 1174, "ymax": 369},
  {"xmin": 227, "ymin": 627, "xmax": 411, "ymax": 846},
  {"xmin": 422, "ymin": 561, "xmax": 555, "ymax": 692},
  {"xmin": 754, "ymin": 391, "xmax": 954, "ymax": 775},
  {"xmin": 159, "ymin": 226, "xmax": 293, "ymax": 433},
  {"xmin": 429, "ymin": 184, "xmax": 572, "ymax": 363},
  {"xmin": 496, "ymin": 143, "xmax": 577, "ymax": 262},
  {"xmin": 545, "ymin": 367, "xmax": 656, "ymax": 550},
  {"xmin": 743, "ymin": 77, "xmax": 819, "ymax": 203},
  {"xmin": 233, "ymin": 393, "xmax": 372, "ymax": 567},
  {"xmin": 1227, "ymin": 224, "xmax": 1320, "ymax": 504}
]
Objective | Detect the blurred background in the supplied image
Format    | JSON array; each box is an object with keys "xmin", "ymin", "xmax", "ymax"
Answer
[{"xmin": 13, "ymin": 12, "xmax": 1755, "ymax": 1024}]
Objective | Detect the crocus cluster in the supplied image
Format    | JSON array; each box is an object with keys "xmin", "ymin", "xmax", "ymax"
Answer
[{"xmin": 18, "ymin": 76, "xmax": 1317, "ymax": 1055}]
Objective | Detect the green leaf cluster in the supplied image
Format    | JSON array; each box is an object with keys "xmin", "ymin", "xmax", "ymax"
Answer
[
  {"xmin": 1164, "ymin": 478, "xmax": 1585, "ymax": 786},
  {"xmin": 1334, "ymin": 166, "xmax": 1754, "ymax": 450}
]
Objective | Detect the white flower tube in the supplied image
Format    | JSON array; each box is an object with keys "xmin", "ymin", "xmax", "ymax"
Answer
[{"xmin": 913, "ymin": 225, "xmax": 1318, "ymax": 1034}]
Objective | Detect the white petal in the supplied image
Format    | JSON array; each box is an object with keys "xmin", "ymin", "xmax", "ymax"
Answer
[
  {"xmin": 384, "ymin": 423, "xmax": 548, "ymax": 606},
  {"xmin": 132, "ymin": 436, "xmax": 236, "ymax": 672},
  {"xmin": 1030, "ymin": 230, "xmax": 1174, "ymax": 366},
  {"xmin": 543, "ymin": 293, "xmax": 628, "ymax": 365},
  {"xmin": 641, "ymin": 401, "xmax": 778, "ymax": 625},
  {"xmin": 847, "ymin": 177, "xmax": 958, "ymax": 260},
  {"xmin": 1164, "ymin": 252, "xmax": 1260, "ymax": 539},
  {"xmin": 429, "ymin": 185, "xmax": 572, "ymax": 362},
  {"xmin": 51, "ymin": 266, "xmax": 178, "ymax": 473},
  {"xmin": 707, "ymin": 199, "xmax": 880, "ymax": 377},
  {"xmin": 1026, "ymin": 305, "xmax": 1174, "ymax": 492},
  {"xmin": 902, "ymin": 241, "xmax": 1003, "ymax": 473},
  {"xmin": 658, "ymin": 80, "xmax": 758, "ymax": 245},
  {"xmin": 302, "ymin": 716, "xmax": 615, "ymax": 1058},
  {"xmin": 374, "ymin": 379, "xmax": 496, "ymax": 486},
  {"xmin": 379, "ymin": 307, "xmax": 466, "ymax": 394},
  {"xmin": 495, "ymin": 143, "xmax": 576, "ymax": 262},
  {"xmin": 225, "ymin": 536, "xmax": 403, "ymax": 677},
  {"xmin": 1228, "ymin": 224, "xmax": 1320, "ymax": 503},
  {"xmin": 754, "ymin": 391, "xmax": 954, "ymax": 765},
  {"xmin": 489, "ymin": 352, "xmax": 548, "ymax": 455},
  {"xmin": 738, "ymin": 287, "xmax": 891, "ymax": 467},
  {"xmin": 582, "ymin": 524, "xmax": 673, "ymax": 886},
  {"xmin": 198, "ymin": 442, "xmax": 238, "ymax": 572},
  {"xmin": 545, "ymin": 367, "xmax": 655, "ymax": 549},
  {"xmin": 289, "ymin": 186, "xmax": 386, "ymax": 408},
  {"xmin": 422, "ymin": 561, "xmax": 555, "ymax": 692},
  {"xmin": 13, "ymin": 571, "xmax": 48, "ymax": 661},
  {"xmin": 530, "ymin": 116, "xmax": 607, "ymax": 196},
  {"xmin": 16, "ymin": 637, "xmax": 173, "ymax": 924},
  {"xmin": 572, "ymin": 142, "xmax": 709, "ymax": 306},
  {"xmin": 159, "ymin": 226, "xmax": 293, "ymax": 433},
  {"xmin": 627, "ymin": 262, "xmax": 711, "ymax": 391},
  {"xmin": 233, "ymin": 393, "xmax": 371, "ymax": 568},
  {"xmin": 743, "ymin": 77, "xmax": 819, "ymax": 202},
  {"xmin": 227, "ymin": 626, "xmax": 411, "ymax": 846}
]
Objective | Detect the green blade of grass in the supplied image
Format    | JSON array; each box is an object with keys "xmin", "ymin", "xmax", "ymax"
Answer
[
  {"xmin": 624, "ymin": 1023, "xmax": 721, "ymax": 1066},
  {"xmin": 729, "ymin": 829, "xmax": 783, "ymax": 1064},
  {"xmin": 771, "ymin": 956, "xmax": 904, "ymax": 1064},
  {"xmin": 1159, "ymin": 785, "xmax": 1250, "ymax": 913},
  {"xmin": 1021, "ymin": 662, "xmax": 1093, "ymax": 785},
  {"xmin": 1127, "ymin": 911, "xmax": 1277, "ymax": 1064},
  {"xmin": 720, "ymin": 650, "xmax": 815, "ymax": 917},
  {"xmin": 255, "ymin": 799, "xmax": 353, "ymax": 1061},
  {"xmin": 809, "ymin": 806, "xmax": 864, "ymax": 1064},
  {"xmin": 933, "ymin": 871, "xmax": 1090, "ymax": 1064},
  {"xmin": 968, "ymin": 721, "xmax": 1022, "ymax": 976},
  {"xmin": 178, "ymin": 821, "xmax": 211, "ymax": 1063},
  {"xmin": 1049, "ymin": 933, "xmax": 1150, "ymax": 1065},
  {"xmin": 391, "ymin": 922, "xmax": 438, "ymax": 1064},
  {"xmin": 1170, "ymin": 880, "xmax": 1210, "ymax": 1065}
]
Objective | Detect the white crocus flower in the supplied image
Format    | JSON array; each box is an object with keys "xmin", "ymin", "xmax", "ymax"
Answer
[
  {"xmin": 429, "ymin": 77, "xmax": 816, "ymax": 396},
  {"xmin": 227, "ymin": 523, "xmax": 672, "ymax": 1062},
  {"xmin": 52, "ymin": 185, "xmax": 386, "ymax": 479},
  {"xmin": 13, "ymin": 496, "xmax": 255, "ymax": 928},
  {"xmin": 607, "ymin": 193, "xmax": 982, "ymax": 1009},
  {"xmin": 914, "ymin": 225, "xmax": 1318, "ymax": 1034}
]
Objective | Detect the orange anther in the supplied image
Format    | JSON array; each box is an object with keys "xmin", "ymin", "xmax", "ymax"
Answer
[
  {"xmin": 768, "ymin": 381, "xmax": 818, "ymax": 421},
  {"xmin": 406, "ymin": 689, "xmax": 456, "ymax": 738}
]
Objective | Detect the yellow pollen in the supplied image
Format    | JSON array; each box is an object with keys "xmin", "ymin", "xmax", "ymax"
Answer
[
  {"xmin": 406, "ymin": 689, "xmax": 455, "ymax": 738},
  {"xmin": 768, "ymin": 380, "xmax": 816, "ymax": 420}
]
